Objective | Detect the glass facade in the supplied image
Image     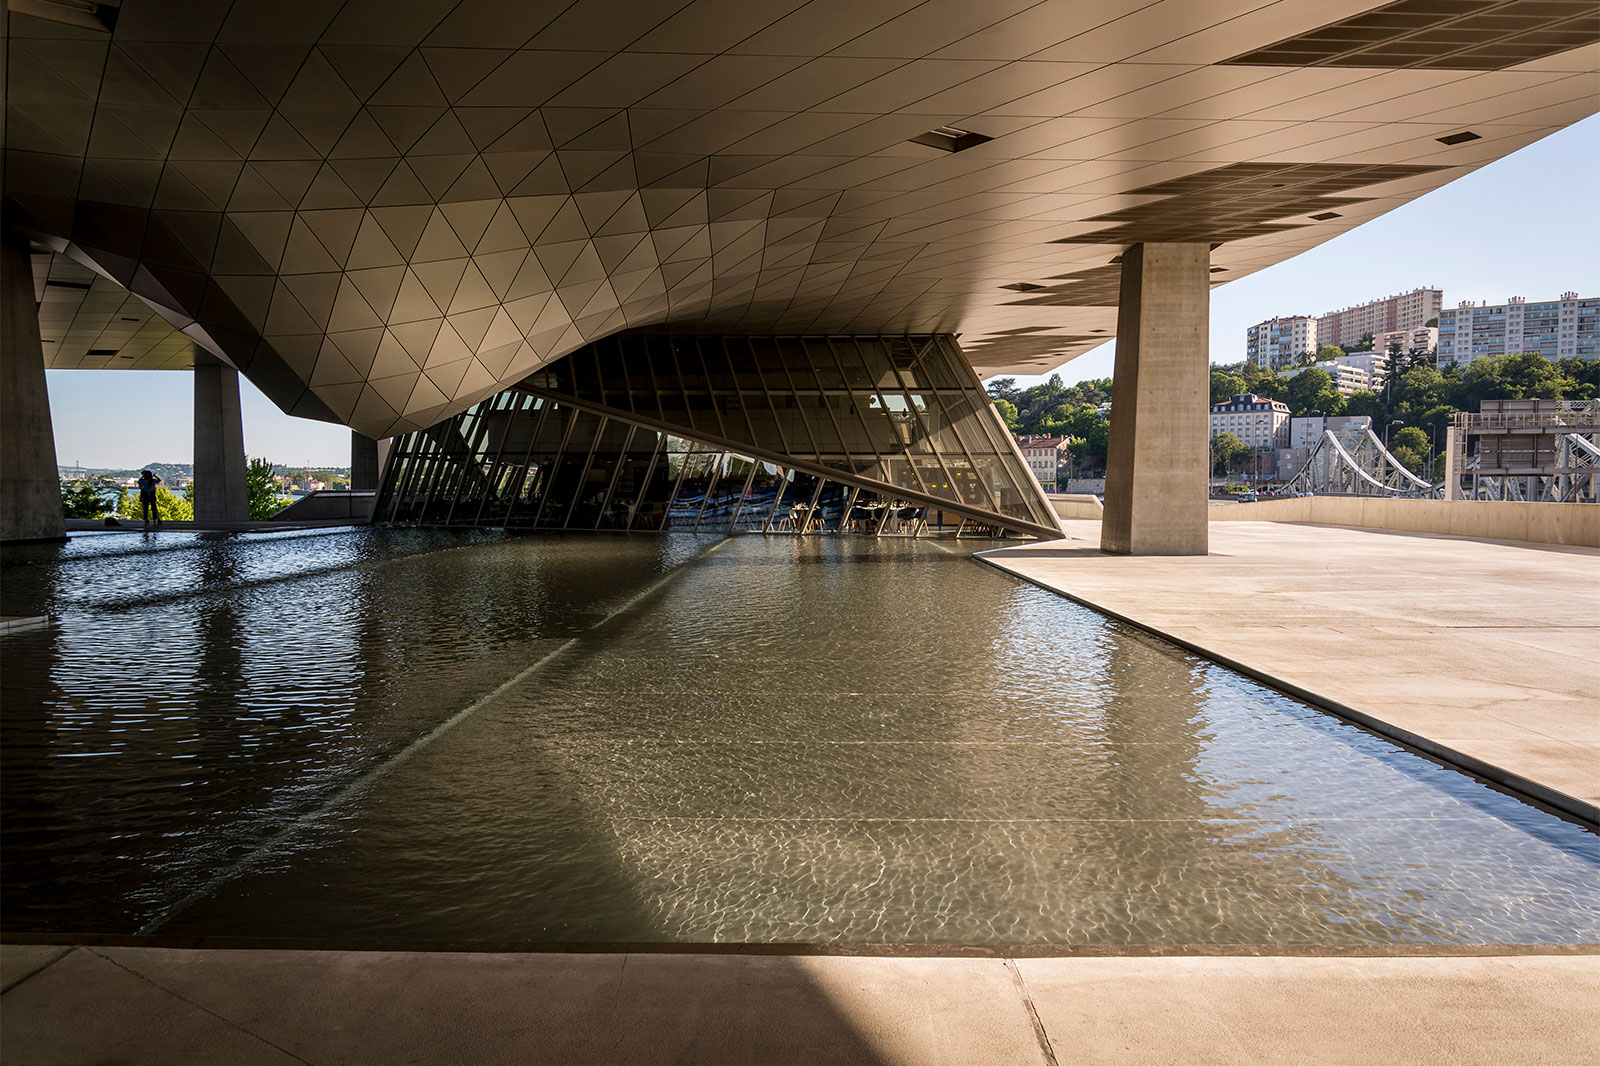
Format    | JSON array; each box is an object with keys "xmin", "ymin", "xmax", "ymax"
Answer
[{"xmin": 376, "ymin": 334, "xmax": 1059, "ymax": 538}]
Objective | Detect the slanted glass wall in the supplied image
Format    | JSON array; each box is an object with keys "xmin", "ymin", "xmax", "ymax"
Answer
[{"xmin": 377, "ymin": 335, "xmax": 1059, "ymax": 538}]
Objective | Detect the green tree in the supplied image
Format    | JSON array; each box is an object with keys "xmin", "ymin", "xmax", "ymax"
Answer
[
  {"xmin": 985, "ymin": 377, "xmax": 1021, "ymax": 404},
  {"xmin": 1210, "ymin": 432, "xmax": 1251, "ymax": 477},
  {"xmin": 991, "ymin": 397, "xmax": 1019, "ymax": 429},
  {"xmin": 117, "ymin": 486, "xmax": 194, "ymax": 522},
  {"xmin": 1316, "ymin": 345, "xmax": 1344, "ymax": 362},
  {"xmin": 1557, "ymin": 356, "xmax": 1599, "ymax": 396},
  {"xmin": 1287, "ymin": 367, "xmax": 1345, "ymax": 417},
  {"xmin": 1389, "ymin": 426, "xmax": 1429, "ymax": 455},
  {"xmin": 1210, "ymin": 370, "xmax": 1245, "ymax": 404},
  {"xmin": 246, "ymin": 457, "xmax": 290, "ymax": 520},
  {"xmin": 60, "ymin": 477, "xmax": 118, "ymax": 518},
  {"xmin": 1343, "ymin": 390, "xmax": 1385, "ymax": 421},
  {"xmin": 1237, "ymin": 361, "xmax": 1287, "ymax": 400},
  {"xmin": 1390, "ymin": 444, "xmax": 1426, "ymax": 475}
]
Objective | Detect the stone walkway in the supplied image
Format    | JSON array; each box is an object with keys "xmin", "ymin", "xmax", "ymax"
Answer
[
  {"xmin": 981, "ymin": 519, "xmax": 1600, "ymax": 822},
  {"xmin": 3, "ymin": 945, "xmax": 1596, "ymax": 1065}
]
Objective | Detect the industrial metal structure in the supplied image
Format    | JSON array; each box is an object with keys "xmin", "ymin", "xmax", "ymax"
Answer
[
  {"xmin": 1281, "ymin": 422, "xmax": 1439, "ymax": 498},
  {"xmin": 1447, "ymin": 399, "xmax": 1600, "ymax": 503}
]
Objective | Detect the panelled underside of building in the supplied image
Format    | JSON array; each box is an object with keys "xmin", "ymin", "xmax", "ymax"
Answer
[{"xmin": 7, "ymin": 0, "xmax": 1599, "ymax": 543}]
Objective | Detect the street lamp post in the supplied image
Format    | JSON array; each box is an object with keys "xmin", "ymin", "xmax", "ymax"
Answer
[{"xmin": 1384, "ymin": 419, "xmax": 1403, "ymax": 449}]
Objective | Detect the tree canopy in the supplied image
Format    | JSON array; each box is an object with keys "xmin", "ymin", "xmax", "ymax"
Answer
[{"xmin": 987, "ymin": 374, "xmax": 1114, "ymax": 473}]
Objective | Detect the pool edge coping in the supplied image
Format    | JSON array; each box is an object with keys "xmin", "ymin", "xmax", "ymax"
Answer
[
  {"xmin": 970, "ymin": 549, "xmax": 1600, "ymax": 831},
  {"xmin": 3, "ymin": 934, "xmax": 1598, "ymax": 958}
]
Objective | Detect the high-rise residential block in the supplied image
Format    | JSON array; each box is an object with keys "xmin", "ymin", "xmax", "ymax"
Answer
[
  {"xmin": 1317, "ymin": 288, "xmax": 1443, "ymax": 349},
  {"xmin": 1245, "ymin": 316, "xmax": 1318, "ymax": 368},
  {"xmin": 1437, "ymin": 293, "xmax": 1599, "ymax": 367}
]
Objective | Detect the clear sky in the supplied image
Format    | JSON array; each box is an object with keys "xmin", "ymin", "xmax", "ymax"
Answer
[{"xmin": 46, "ymin": 114, "xmax": 1599, "ymax": 467}]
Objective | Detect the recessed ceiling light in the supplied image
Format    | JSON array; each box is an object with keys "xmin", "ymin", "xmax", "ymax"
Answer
[
  {"xmin": 1309, "ymin": 212, "xmax": 1342, "ymax": 221},
  {"xmin": 1437, "ymin": 131, "xmax": 1481, "ymax": 146},
  {"xmin": 908, "ymin": 126, "xmax": 992, "ymax": 153}
]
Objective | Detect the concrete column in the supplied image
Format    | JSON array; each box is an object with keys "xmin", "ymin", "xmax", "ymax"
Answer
[
  {"xmin": 350, "ymin": 431, "xmax": 379, "ymax": 490},
  {"xmin": 1101, "ymin": 242, "xmax": 1210, "ymax": 556},
  {"xmin": 1, "ymin": 232, "xmax": 66, "ymax": 543},
  {"xmin": 192, "ymin": 350, "xmax": 248, "ymax": 523},
  {"xmin": 1443, "ymin": 425, "xmax": 1463, "ymax": 501}
]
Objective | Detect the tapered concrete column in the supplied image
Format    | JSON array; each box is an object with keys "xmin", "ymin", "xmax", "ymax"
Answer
[
  {"xmin": 1101, "ymin": 242, "xmax": 1210, "ymax": 556},
  {"xmin": 1, "ymin": 233, "xmax": 65, "ymax": 543},
  {"xmin": 1443, "ymin": 425, "xmax": 1463, "ymax": 501},
  {"xmin": 350, "ymin": 431, "xmax": 379, "ymax": 490},
  {"xmin": 193, "ymin": 350, "xmax": 248, "ymax": 522}
]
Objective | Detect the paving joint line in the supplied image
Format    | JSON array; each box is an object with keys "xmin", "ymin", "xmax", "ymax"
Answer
[
  {"xmin": 0, "ymin": 945, "xmax": 76, "ymax": 995},
  {"xmin": 1005, "ymin": 958, "xmax": 1060, "ymax": 1066},
  {"xmin": 87, "ymin": 948, "xmax": 318, "ymax": 1066}
]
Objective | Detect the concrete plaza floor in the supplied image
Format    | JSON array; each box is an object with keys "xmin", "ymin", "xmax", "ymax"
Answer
[
  {"xmin": 983, "ymin": 518, "xmax": 1600, "ymax": 822},
  {"xmin": 4, "ymin": 944, "xmax": 1597, "ymax": 1065}
]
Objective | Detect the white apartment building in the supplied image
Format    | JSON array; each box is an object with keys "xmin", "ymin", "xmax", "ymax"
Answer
[
  {"xmin": 1245, "ymin": 315, "xmax": 1318, "ymax": 369},
  {"xmin": 1436, "ymin": 292, "xmax": 1600, "ymax": 366},
  {"xmin": 1279, "ymin": 361, "xmax": 1373, "ymax": 395},
  {"xmin": 1372, "ymin": 325, "xmax": 1437, "ymax": 361},
  {"xmin": 1016, "ymin": 436, "xmax": 1069, "ymax": 491},
  {"xmin": 1210, "ymin": 394, "xmax": 1291, "ymax": 451},
  {"xmin": 1330, "ymin": 350, "xmax": 1391, "ymax": 386},
  {"xmin": 1317, "ymin": 288, "xmax": 1442, "ymax": 349}
]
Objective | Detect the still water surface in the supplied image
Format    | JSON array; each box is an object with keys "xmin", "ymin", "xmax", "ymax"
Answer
[{"xmin": 2, "ymin": 529, "xmax": 1595, "ymax": 945}]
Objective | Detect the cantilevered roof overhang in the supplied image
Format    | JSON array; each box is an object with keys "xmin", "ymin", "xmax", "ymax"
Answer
[{"xmin": 6, "ymin": 0, "xmax": 1597, "ymax": 438}]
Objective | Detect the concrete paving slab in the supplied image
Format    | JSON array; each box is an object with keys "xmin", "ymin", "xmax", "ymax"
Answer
[
  {"xmin": 1, "ymin": 943, "xmax": 72, "ymax": 993},
  {"xmin": 1, "ymin": 947, "xmax": 304, "ymax": 1066},
  {"xmin": 6, "ymin": 947, "xmax": 1595, "ymax": 1066},
  {"xmin": 1016, "ymin": 955, "xmax": 1600, "ymax": 1066},
  {"xmin": 983, "ymin": 521, "xmax": 1600, "ymax": 820},
  {"xmin": 8, "ymin": 948, "xmax": 1048, "ymax": 1066}
]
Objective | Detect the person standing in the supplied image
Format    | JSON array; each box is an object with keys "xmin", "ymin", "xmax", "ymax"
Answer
[{"xmin": 136, "ymin": 469, "xmax": 162, "ymax": 528}]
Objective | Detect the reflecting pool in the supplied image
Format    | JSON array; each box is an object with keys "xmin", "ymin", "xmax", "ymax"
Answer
[{"xmin": 2, "ymin": 529, "xmax": 1595, "ymax": 945}]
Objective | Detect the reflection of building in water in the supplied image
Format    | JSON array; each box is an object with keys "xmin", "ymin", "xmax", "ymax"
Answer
[{"xmin": 378, "ymin": 335, "xmax": 1059, "ymax": 538}]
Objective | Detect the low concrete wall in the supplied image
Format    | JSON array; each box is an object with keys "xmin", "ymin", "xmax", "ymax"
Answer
[
  {"xmin": 1048, "ymin": 493, "xmax": 1104, "ymax": 520},
  {"xmin": 271, "ymin": 491, "xmax": 376, "ymax": 522},
  {"xmin": 1209, "ymin": 497, "xmax": 1599, "ymax": 548}
]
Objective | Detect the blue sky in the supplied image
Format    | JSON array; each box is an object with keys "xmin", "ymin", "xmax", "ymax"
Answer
[{"xmin": 47, "ymin": 114, "xmax": 1599, "ymax": 468}]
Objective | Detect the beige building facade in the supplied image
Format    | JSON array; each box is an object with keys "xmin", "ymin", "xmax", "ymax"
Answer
[{"xmin": 1318, "ymin": 289, "xmax": 1443, "ymax": 350}]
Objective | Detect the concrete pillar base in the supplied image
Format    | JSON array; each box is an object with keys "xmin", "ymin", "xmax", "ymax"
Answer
[
  {"xmin": 350, "ymin": 432, "xmax": 379, "ymax": 491},
  {"xmin": 1100, "ymin": 242, "xmax": 1210, "ymax": 556},
  {"xmin": 1, "ymin": 233, "xmax": 66, "ymax": 544},
  {"xmin": 193, "ymin": 351, "xmax": 248, "ymax": 523}
]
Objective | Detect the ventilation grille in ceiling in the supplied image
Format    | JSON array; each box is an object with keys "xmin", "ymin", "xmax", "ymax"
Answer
[
  {"xmin": 1223, "ymin": 0, "xmax": 1599, "ymax": 71},
  {"xmin": 908, "ymin": 126, "xmax": 993, "ymax": 153}
]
